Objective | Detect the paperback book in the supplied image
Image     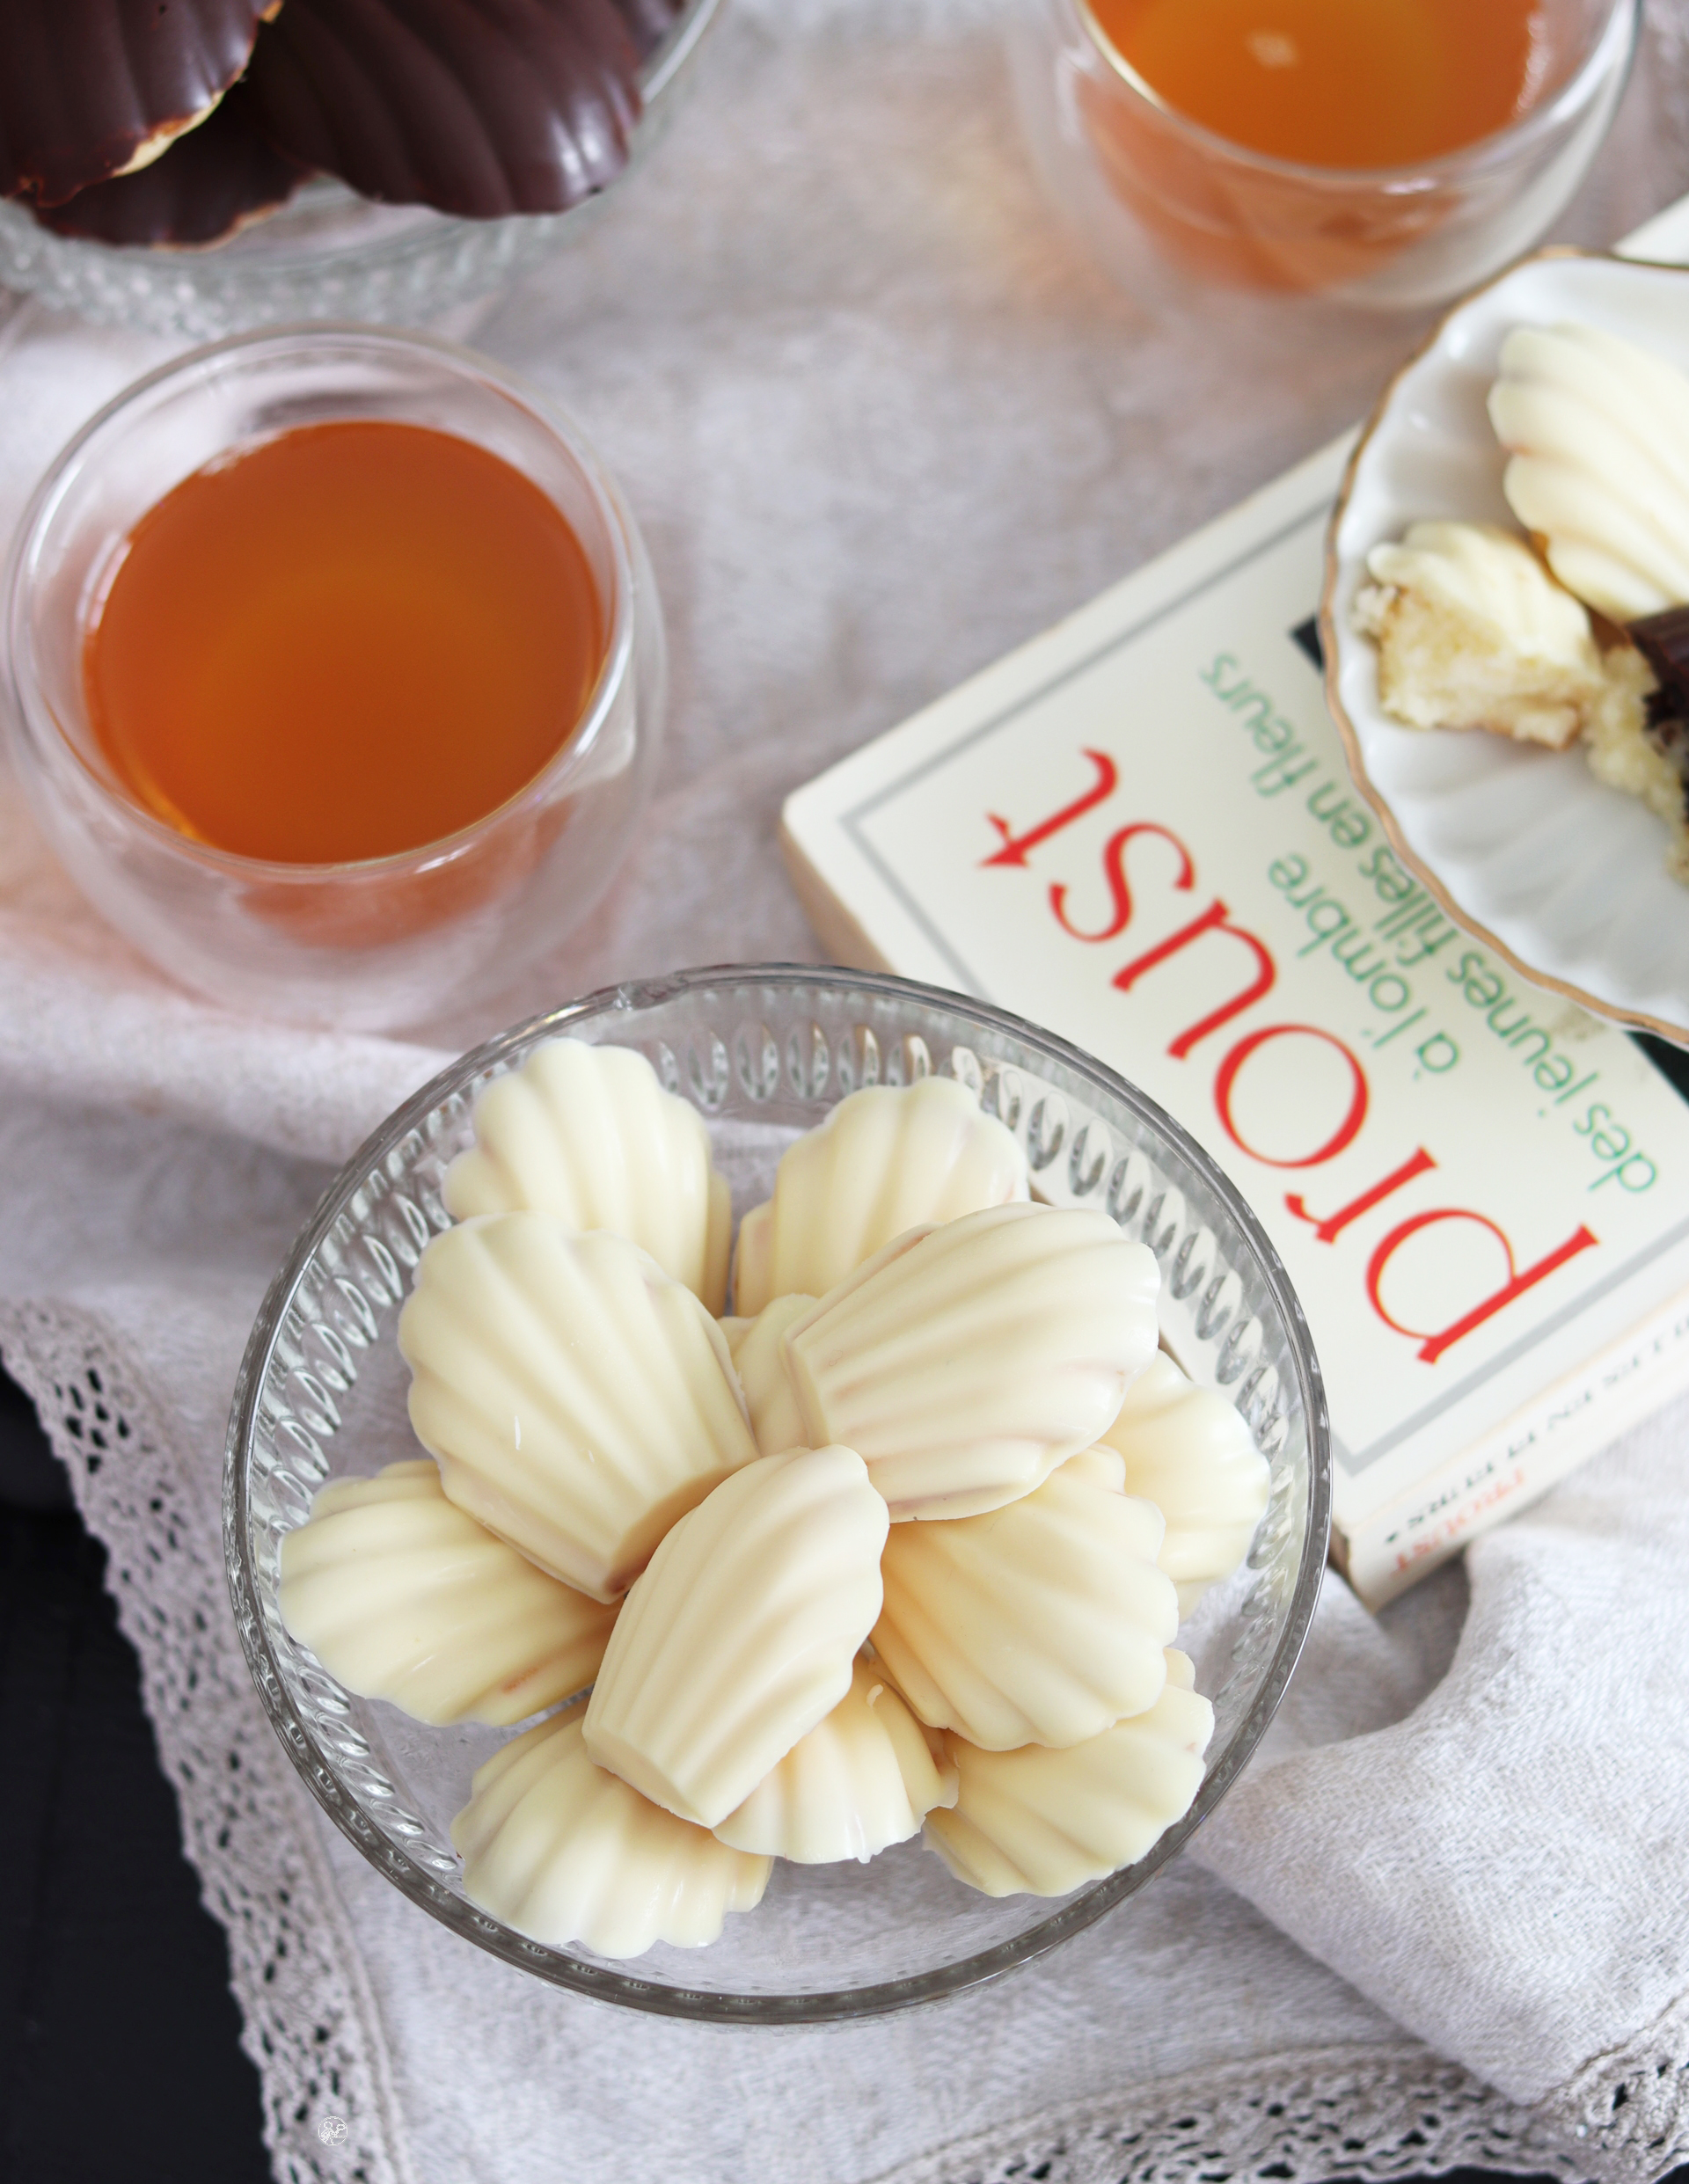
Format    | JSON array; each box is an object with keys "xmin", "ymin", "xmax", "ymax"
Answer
[{"xmin": 782, "ymin": 425, "xmax": 1689, "ymax": 1608}]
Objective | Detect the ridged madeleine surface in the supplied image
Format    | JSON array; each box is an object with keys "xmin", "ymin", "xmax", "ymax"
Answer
[
  {"xmin": 714, "ymin": 1658, "xmax": 956, "ymax": 1862},
  {"xmin": 871, "ymin": 1453, "xmax": 1176, "ymax": 1749},
  {"xmin": 279, "ymin": 1460, "xmax": 616, "ymax": 1725},
  {"xmin": 1098, "ymin": 1353, "xmax": 1270, "ymax": 1616},
  {"xmin": 0, "ymin": 0, "xmax": 272, "ymax": 206},
  {"xmin": 731, "ymin": 1295, "xmax": 815, "ymax": 1456},
  {"xmin": 783, "ymin": 1204, "xmax": 1159, "ymax": 1519},
  {"xmin": 924, "ymin": 1653, "xmax": 1214, "ymax": 1897},
  {"xmin": 1490, "ymin": 322, "xmax": 1689, "ymax": 622},
  {"xmin": 761, "ymin": 1078, "xmax": 1029, "ymax": 1303},
  {"xmin": 442, "ymin": 1039, "xmax": 730, "ymax": 1312},
  {"xmin": 451, "ymin": 1706, "xmax": 770, "ymax": 1957},
  {"xmin": 733, "ymin": 1199, "xmax": 775, "ymax": 1318},
  {"xmin": 399, "ymin": 1216, "xmax": 758, "ymax": 1603},
  {"xmin": 583, "ymin": 1446, "xmax": 888, "ymax": 1827}
]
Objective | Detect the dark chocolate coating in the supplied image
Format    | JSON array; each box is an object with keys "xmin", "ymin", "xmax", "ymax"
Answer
[
  {"xmin": 0, "ymin": 0, "xmax": 272, "ymax": 207},
  {"xmin": 31, "ymin": 84, "xmax": 311, "ymax": 247},
  {"xmin": 244, "ymin": 0, "xmax": 649, "ymax": 219}
]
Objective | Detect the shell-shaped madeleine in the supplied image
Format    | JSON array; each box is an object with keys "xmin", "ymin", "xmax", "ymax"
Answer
[
  {"xmin": 732, "ymin": 1294, "xmax": 816, "ymax": 1457},
  {"xmin": 871, "ymin": 1453, "xmax": 1177, "ymax": 1749},
  {"xmin": 924, "ymin": 1652, "xmax": 1214, "ymax": 1897},
  {"xmin": 761, "ymin": 1078, "xmax": 1030, "ymax": 1303},
  {"xmin": 451, "ymin": 1705, "xmax": 771, "ymax": 1957},
  {"xmin": 399, "ymin": 1216, "xmax": 760, "ymax": 1603},
  {"xmin": 442, "ymin": 1039, "xmax": 732, "ymax": 1313},
  {"xmin": 279, "ymin": 1460, "xmax": 617, "ymax": 1725},
  {"xmin": 583, "ymin": 1445, "xmax": 888, "ymax": 1827},
  {"xmin": 714, "ymin": 1657, "xmax": 957, "ymax": 1862},
  {"xmin": 733, "ymin": 1199, "xmax": 775, "ymax": 1318},
  {"xmin": 783, "ymin": 1204, "xmax": 1160, "ymax": 1520},
  {"xmin": 1098, "ymin": 1353, "xmax": 1270, "ymax": 1617}
]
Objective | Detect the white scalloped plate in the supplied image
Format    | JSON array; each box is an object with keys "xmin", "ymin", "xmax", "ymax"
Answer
[{"xmin": 1321, "ymin": 249, "xmax": 1689, "ymax": 1046}]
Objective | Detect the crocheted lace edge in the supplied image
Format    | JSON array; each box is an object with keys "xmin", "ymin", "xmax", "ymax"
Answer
[{"xmin": 4, "ymin": 1295, "xmax": 1679, "ymax": 2184}]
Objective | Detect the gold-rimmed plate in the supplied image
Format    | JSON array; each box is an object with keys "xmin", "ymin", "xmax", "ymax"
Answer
[{"xmin": 1320, "ymin": 248, "xmax": 1689, "ymax": 1048}]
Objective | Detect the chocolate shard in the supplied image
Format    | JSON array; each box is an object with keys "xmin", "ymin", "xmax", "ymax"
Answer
[
  {"xmin": 244, "ymin": 0, "xmax": 647, "ymax": 220},
  {"xmin": 1631, "ymin": 607, "xmax": 1689, "ymax": 735},
  {"xmin": 0, "ymin": 0, "xmax": 274, "ymax": 207},
  {"xmin": 31, "ymin": 83, "xmax": 311, "ymax": 248}
]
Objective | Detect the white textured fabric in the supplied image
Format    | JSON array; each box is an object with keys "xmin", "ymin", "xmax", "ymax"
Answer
[{"xmin": 4, "ymin": 4, "xmax": 1689, "ymax": 2181}]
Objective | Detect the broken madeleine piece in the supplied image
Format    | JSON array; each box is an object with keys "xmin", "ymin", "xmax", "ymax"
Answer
[
  {"xmin": 442, "ymin": 1039, "xmax": 731, "ymax": 1314},
  {"xmin": 871, "ymin": 1450, "xmax": 1177, "ymax": 1750},
  {"xmin": 713, "ymin": 1657, "xmax": 956, "ymax": 1863},
  {"xmin": 1097, "ymin": 1354, "xmax": 1270, "ymax": 1618},
  {"xmin": 583, "ymin": 1444, "xmax": 888, "ymax": 1828},
  {"xmin": 782, "ymin": 1203, "xmax": 1159, "ymax": 1520},
  {"xmin": 398, "ymin": 1216, "xmax": 758, "ymax": 1603},
  {"xmin": 1352, "ymin": 520, "xmax": 1611, "ymax": 749},
  {"xmin": 451, "ymin": 1705, "xmax": 771, "ymax": 1958},
  {"xmin": 279, "ymin": 1460, "xmax": 618, "ymax": 1726},
  {"xmin": 924, "ymin": 1652, "xmax": 1214, "ymax": 1898}
]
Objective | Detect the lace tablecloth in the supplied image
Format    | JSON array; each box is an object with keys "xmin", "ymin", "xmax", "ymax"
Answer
[{"xmin": 4, "ymin": 5, "xmax": 1689, "ymax": 2180}]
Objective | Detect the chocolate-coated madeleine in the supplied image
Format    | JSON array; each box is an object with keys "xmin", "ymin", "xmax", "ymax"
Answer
[
  {"xmin": 244, "ymin": 0, "xmax": 650, "ymax": 219},
  {"xmin": 32, "ymin": 85, "xmax": 311, "ymax": 248},
  {"xmin": 0, "ymin": 0, "xmax": 273, "ymax": 207}
]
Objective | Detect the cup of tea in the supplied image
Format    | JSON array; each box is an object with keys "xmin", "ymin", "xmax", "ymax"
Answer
[
  {"xmin": 1009, "ymin": 0, "xmax": 1640, "ymax": 309},
  {"xmin": 3, "ymin": 326, "xmax": 666, "ymax": 1031}
]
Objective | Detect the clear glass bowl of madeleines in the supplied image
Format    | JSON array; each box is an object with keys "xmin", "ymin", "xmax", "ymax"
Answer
[{"xmin": 225, "ymin": 967, "xmax": 1330, "ymax": 2020}]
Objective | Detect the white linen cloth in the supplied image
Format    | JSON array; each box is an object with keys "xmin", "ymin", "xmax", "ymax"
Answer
[{"xmin": 3, "ymin": 5, "xmax": 1689, "ymax": 2180}]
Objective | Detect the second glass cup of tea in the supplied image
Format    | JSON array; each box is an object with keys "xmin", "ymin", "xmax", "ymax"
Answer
[{"xmin": 1010, "ymin": 0, "xmax": 1640, "ymax": 310}]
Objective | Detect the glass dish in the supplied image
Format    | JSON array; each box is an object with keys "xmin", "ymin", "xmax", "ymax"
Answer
[
  {"xmin": 0, "ymin": 0, "xmax": 723, "ymax": 340},
  {"xmin": 1008, "ymin": 0, "xmax": 1638, "ymax": 310},
  {"xmin": 224, "ymin": 965, "xmax": 1331, "ymax": 2021},
  {"xmin": 2, "ymin": 324, "xmax": 665, "ymax": 1033}
]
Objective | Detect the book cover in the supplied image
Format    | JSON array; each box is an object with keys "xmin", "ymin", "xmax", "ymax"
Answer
[{"xmin": 781, "ymin": 435, "xmax": 1689, "ymax": 1607}]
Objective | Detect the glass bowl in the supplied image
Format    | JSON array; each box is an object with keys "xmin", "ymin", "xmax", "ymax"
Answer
[
  {"xmin": 1008, "ymin": 0, "xmax": 1638, "ymax": 310},
  {"xmin": 1, "ymin": 324, "xmax": 665, "ymax": 1034},
  {"xmin": 0, "ymin": 0, "xmax": 724, "ymax": 340},
  {"xmin": 224, "ymin": 965, "xmax": 1331, "ymax": 2021}
]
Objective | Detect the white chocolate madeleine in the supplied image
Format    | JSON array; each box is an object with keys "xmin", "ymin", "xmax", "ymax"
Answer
[
  {"xmin": 782, "ymin": 1203, "xmax": 1160, "ymax": 1521},
  {"xmin": 1352, "ymin": 521, "xmax": 1609, "ymax": 749},
  {"xmin": 731, "ymin": 1294, "xmax": 816, "ymax": 1457},
  {"xmin": 924, "ymin": 1652, "xmax": 1214, "ymax": 1898},
  {"xmin": 760, "ymin": 1077, "xmax": 1029, "ymax": 1304},
  {"xmin": 451, "ymin": 1705, "xmax": 771, "ymax": 1957},
  {"xmin": 442, "ymin": 1039, "xmax": 732, "ymax": 1313},
  {"xmin": 714, "ymin": 1657, "xmax": 957, "ymax": 1863},
  {"xmin": 1097, "ymin": 1353, "xmax": 1270, "ymax": 1618},
  {"xmin": 732, "ymin": 1199, "xmax": 775, "ymax": 1318},
  {"xmin": 870, "ymin": 1452, "xmax": 1177, "ymax": 1750},
  {"xmin": 583, "ymin": 1445, "xmax": 888, "ymax": 1828},
  {"xmin": 1490, "ymin": 323, "xmax": 1689, "ymax": 623},
  {"xmin": 279, "ymin": 1460, "xmax": 617, "ymax": 1726},
  {"xmin": 399, "ymin": 1216, "xmax": 759, "ymax": 1604}
]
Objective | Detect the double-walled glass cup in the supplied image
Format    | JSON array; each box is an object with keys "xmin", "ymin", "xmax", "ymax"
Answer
[
  {"xmin": 1010, "ymin": 0, "xmax": 1639, "ymax": 310},
  {"xmin": 3, "ymin": 326, "xmax": 665, "ymax": 1031}
]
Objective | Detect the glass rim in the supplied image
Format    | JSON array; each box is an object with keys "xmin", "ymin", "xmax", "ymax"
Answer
[
  {"xmin": 223, "ymin": 961, "xmax": 1334, "ymax": 2026},
  {"xmin": 1071, "ymin": 0, "xmax": 1640, "ymax": 190},
  {"xmin": 1, "ymin": 321, "xmax": 639, "ymax": 884}
]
